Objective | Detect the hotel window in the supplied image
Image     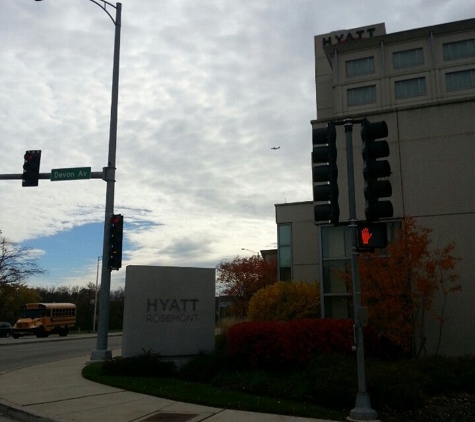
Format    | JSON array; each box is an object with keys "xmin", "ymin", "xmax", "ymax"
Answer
[
  {"xmin": 346, "ymin": 56, "xmax": 375, "ymax": 77},
  {"xmin": 347, "ymin": 85, "xmax": 376, "ymax": 107},
  {"xmin": 446, "ymin": 69, "xmax": 475, "ymax": 91},
  {"xmin": 278, "ymin": 223, "xmax": 292, "ymax": 281},
  {"xmin": 443, "ymin": 39, "xmax": 475, "ymax": 61},
  {"xmin": 321, "ymin": 225, "xmax": 352, "ymax": 319},
  {"xmin": 395, "ymin": 77, "xmax": 427, "ymax": 99},
  {"xmin": 393, "ymin": 48, "xmax": 424, "ymax": 69}
]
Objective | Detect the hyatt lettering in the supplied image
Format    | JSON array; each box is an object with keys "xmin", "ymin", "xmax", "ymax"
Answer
[
  {"xmin": 147, "ymin": 298, "xmax": 199, "ymax": 312},
  {"xmin": 146, "ymin": 298, "xmax": 200, "ymax": 323},
  {"xmin": 322, "ymin": 27, "xmax": 376, "ymax": 47}
]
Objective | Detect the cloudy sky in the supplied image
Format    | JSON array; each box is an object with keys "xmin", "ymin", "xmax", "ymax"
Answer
[{"xmin": 0, "ymin": 0, "xmax": 471, "ymax": 290}]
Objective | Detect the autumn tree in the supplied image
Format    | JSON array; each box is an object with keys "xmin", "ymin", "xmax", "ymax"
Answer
[
  {"xmin": 0, "ymin": 283, "xmax": 41, "ymax": 323},
  {"xmin": 357, "ymin": 217, "xmax": 461, "ymax": 357},
  {"xmin": 217, "ymin": 254, "xmax": 278, "ymax": 318}
]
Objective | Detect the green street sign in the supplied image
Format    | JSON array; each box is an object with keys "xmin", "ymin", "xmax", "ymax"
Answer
[{"xmin": 51, "ymin": 167, "xmax": 91, "ymax": 181}]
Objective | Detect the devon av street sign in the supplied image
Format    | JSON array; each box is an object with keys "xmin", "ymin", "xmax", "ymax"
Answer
[{"xmin": 50, "ymin": 167, "xmax": 91, "ymax": 181}]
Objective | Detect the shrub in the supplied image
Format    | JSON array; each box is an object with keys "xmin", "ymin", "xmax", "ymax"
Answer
[
  {"xmin": 366, "ymin": 359, "xmax": 426, "ymax": 410},
  {"xmin": 417, "ymin": 354, "xmax": 475, "ymax": 395},
  {"xmin": 101, "ymin": 349, "xmax": 177, "ymax": 377},
  {"xmin": 227, "ymin": 319, "xmax": 355, "ymax": 368},
  {"xmin": 305, "ymin": 353, "xmax": 357, "ymax": 409},
  {"xmin": 247, "ymin": 281, "xmax": 320, "ymax": 321},
  {"xmin": 216, "ymin": 316, "xmax": 246, "ymax": 334}
]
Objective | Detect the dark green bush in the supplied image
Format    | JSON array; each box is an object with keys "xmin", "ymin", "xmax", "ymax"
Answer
[
  {"xmin": 102, "ymin": 349, "xmax": 177, "ymax": 377},
  {"xmin": 367, "ymin": 359, "xmax": 426, "ymax": 410},
  {"xmin": 304, "ymin": 353, "xmax": 357, "ymax": 409},
  {"xmin": 417, "ymin": 355, "xmax": 475, "ymax": 395},
  {"xmin": 179, "ymin": 351, "xmax": 229, "ymax": 382}
]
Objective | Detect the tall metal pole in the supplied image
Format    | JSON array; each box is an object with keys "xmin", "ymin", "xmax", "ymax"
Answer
[
  {"xmin": 90, "ymin": 1, "xmax": 122, "ymax": 362},
  {"xmin": 92, "ymin": 256, "xmax": 101, "ymax": 333},
  {"xmin": 344, "ymin": 119, "xmax": 378, "ymax": 421}
]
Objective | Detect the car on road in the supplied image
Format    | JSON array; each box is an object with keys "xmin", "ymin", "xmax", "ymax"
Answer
[{"xmin": 0, "ymin": 322, "xmax": 13, "ymax": 338}]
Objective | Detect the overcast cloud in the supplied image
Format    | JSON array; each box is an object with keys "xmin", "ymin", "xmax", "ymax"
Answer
[{"xmin": 0, "ymin": 0, "xmax": 472, "ymax": 289}]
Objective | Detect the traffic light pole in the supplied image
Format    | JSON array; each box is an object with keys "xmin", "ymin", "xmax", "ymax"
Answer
[
  {"xmin": 344, "ymin": 119, "xmax": 379, "ymax": 422},
  {"xmin": 89, "ymin": 1, "xmax": 122, "ymax": 363}
]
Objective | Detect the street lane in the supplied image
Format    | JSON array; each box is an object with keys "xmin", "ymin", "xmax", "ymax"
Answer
[{"xmin": 0, "ymin": 335, "xmax": 122, "ymax": 373}]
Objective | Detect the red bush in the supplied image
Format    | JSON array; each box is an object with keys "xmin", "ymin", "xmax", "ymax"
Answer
[{"xmin": 227, "ymin": 319, "xmax": 356, "ymax": 367}]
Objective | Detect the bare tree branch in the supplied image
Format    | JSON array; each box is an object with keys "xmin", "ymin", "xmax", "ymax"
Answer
[{"xmin": 0, "ymin": 231, "xmax": 46, "ymax": 285}]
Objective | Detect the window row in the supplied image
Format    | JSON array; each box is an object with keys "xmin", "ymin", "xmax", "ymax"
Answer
[
  {"xmin": 51, "ymin": 308, "xmax": 76, "ymax": 317},
  {"xmin": 347, "ymin": 69, "xmax": 475, "ymax": 106},
  {"xmin": 345, "ymin": 39, "xmax": 475, "ymax": 78}
]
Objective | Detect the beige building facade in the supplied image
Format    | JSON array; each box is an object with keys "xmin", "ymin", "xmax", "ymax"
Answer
[{"xmin": 276, "ymin": 18, "xmax": 475, "ymax": 355}]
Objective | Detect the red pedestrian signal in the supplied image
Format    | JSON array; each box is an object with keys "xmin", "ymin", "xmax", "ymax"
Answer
[{"xmin": 357, "ymin": 222, "xmax": 388, "ymax": 251}]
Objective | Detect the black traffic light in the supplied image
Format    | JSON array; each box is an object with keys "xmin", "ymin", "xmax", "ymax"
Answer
[
  {"xmin": 312, "ymin": 122, "xmax": 339, "ymax": 225},
  {"xmin": 357, "ymin": 222, "xmax": 388, "ymax": 251},
  {"xmin": 109, "ymin": 214, "xmax": 124, "ymax": 270},
  {"xmin": 22, "ymin": 150, "xmax": 42, "ymax": 187},
  {"xmin": 361, "ymin": 119, "xmax": 393, "ymax": 222}
]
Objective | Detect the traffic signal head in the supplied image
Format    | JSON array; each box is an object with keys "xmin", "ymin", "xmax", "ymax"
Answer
[
  {"xmin": 109, "ymin": 214, "xmax": 124, "ymax": 270},
  {"xmin": 361, "ymin": 120, "xmax": 393, "ymax": 222},
  {"xmin": 22, "ymin": 150, "xmax": 42, "ymax": 187},
  {"xmin": 312, "ymin": 122, "xmax": 339, "ymax": 225}
]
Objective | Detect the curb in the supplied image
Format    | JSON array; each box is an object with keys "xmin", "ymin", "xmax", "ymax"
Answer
[
  {"xmin": 0, "ymin": 398, "xmax": 58, "ymax": 422},
  {"xmin": 0, "ymin": 332, "xmax": 122, "ymax": 348}
]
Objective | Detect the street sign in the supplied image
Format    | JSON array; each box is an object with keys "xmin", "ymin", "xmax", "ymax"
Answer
[{"xmin": 50, "ymin": 167, "xmax": 91, "ymax": 181}]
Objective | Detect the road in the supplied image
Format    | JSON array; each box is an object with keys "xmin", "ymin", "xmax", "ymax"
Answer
[{"xmin": 0, "ymin": 334, "xmax": 123, "ymax": 374}]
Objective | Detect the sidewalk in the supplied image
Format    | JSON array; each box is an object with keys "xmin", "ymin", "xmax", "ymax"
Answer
[{"xmin": 0, "ymin": 351, "xmax": 338, "ymax": 422}]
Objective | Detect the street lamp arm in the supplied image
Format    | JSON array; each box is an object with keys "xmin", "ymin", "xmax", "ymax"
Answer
[
  {"xmin": 88, "ymin": 0, "xmax": 120, "ymax": 26},
  {"xmin": 34, "ymin": 0, "xmax": 120, "ymax": 26}
]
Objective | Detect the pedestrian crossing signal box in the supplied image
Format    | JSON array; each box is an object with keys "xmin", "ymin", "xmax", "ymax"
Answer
[{"xmin": 357, "ymin": 222, "xmax": 388, "ymax": 252}]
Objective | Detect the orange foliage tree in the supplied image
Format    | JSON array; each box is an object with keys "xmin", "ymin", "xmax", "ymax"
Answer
[
  {"xmin": 357, "ymin": 217, "xmax": 461, "ymax": 357},
  {"xmin": 217, "ymin": 254, "xmax": 278, "ymax": 318}
]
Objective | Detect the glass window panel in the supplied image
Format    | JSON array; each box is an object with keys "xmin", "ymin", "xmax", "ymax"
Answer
[
  {"xmin": 346, "ymin": 56, "xmax": 375, "ymax": 77},
  {"xmin": 393, "ymin": 48, "xmax": 424, "ymax": 69},
  {"xmin": 347, "ymin": 85, "xmax": 376, "ymax": 107},
  {"xmin": 324, "ymin": 296, "xmax": 352, "ymax": 319},
  {"xmin": 279, "ymin": 245, "xmax": 291, "ymax": 267},
  {"xmin": 395, "ymin": 77, "xmax": 427, "ymax": 99},
  {"xmin": 321, "ymin": 226, "xmax": 351, "ymax": 259},
  {"xmin": 446, "ymin": 69, "xmax": 475, "ymax": 91},
  {"xmin": 323, "ymin": 260, "xmax": 350, "ymax": 294},
  {"xmin": 443, "ymin": 39, "xmax": 475, "ymax": 61},
  {"xmin": 278, "ymin": 223, "xmax": 291, "ymax": 246},
  {"xmin": 279, "ymin": 267, "xmax": 291, "ymax": 281}
]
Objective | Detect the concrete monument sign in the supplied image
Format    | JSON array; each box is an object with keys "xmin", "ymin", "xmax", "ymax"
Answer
[{"xmin": 122, "ymin": 265, "xmax": 215, "ymax": 358}]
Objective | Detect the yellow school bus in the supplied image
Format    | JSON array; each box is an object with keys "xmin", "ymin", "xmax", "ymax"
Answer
[{"xmin": 12, "ymin": 303, "xmax": 76, "ymax": 339}]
